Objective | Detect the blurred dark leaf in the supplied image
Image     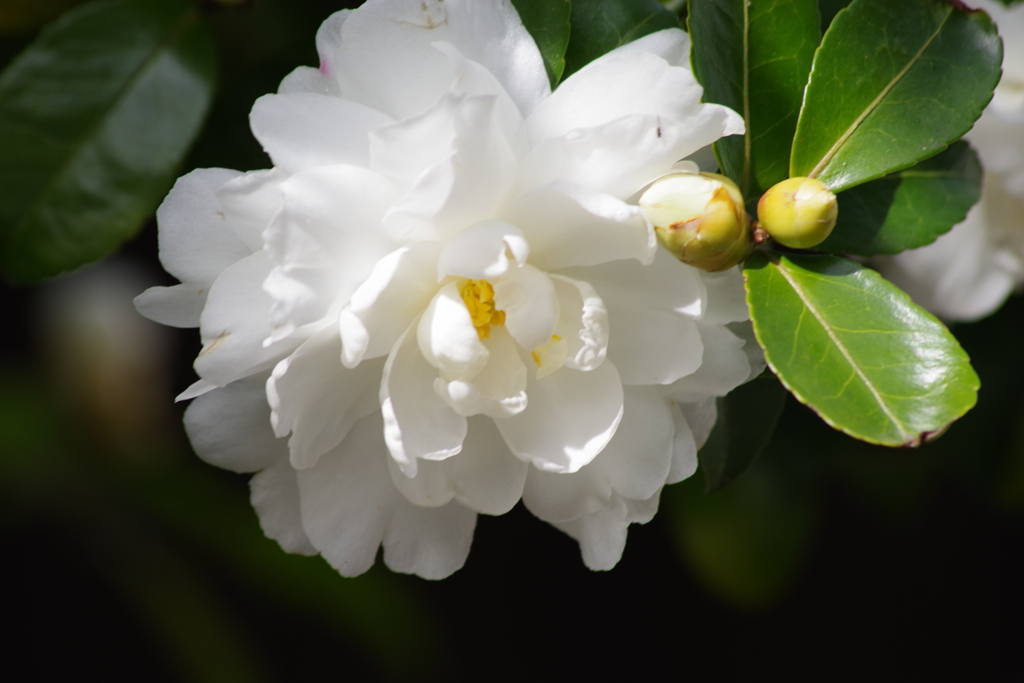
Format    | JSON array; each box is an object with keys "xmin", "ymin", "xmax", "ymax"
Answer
[
  {"xmin": 688, "ymin": 0, "xmax": 819, "ymax": 200},
  {"xmin": 667, "ymin": 458, "xmax": 816, "ymax": 609},
  {"xmin": 0, "ymin": 0, "xmax": 216, "ymax": 282},
  {"xmin": 563, "ymin": 0, "xmax": 678, "ymax": 80},
  {"xmin": 818, "ymin": 141, "xmax": 982, "ymax": 256},
  {"xmin": 816, "ymin": 0, "xmax": 851, "ymax": 33},
  {"xmin": 791, "ymin": 0, "xmax": 1001, "ymax": 192},
  {"xmin": 511, "ymin": 0, "xmax": 570, "ymax": 87},
  {"xmin": 0, "ymin": 0, "xmax": 89, "ymax": 34},
  {"xmin": 699, "ymin": 373, "xmax": 787, "ymax": 492},
  {"xmin": 744, "ymin": 252, "xmax": 979, "ymax": 447}
]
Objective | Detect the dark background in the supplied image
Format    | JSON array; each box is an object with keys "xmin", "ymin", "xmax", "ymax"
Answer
[{"xmin": 2, "ymin": 0, "xmax": 1022, "ymax": 680}]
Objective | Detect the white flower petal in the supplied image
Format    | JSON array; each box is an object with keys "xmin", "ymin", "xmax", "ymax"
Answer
[
  {"xmin": 549, "ymin": 274, "xmax": 609, "ymax": 372},
  {"xmin": 340, "ymin": 241, "xmax": 442, "ymax": 367},
  {"xmin": 437, "ymin": 220, "xmax": 529, "ymax": 281},
  {"xmin": 155, "ymin": 168, "xmax": 249, "ymax": 287},
  {"xmin": 497, "ymin": 358, "xmax": 624, "ymax": 473},
  {"xmin": 382, "ymin": 320, "xmax": 468, "ymax": 475},
  {"xmin": 195, "ymin": 251, "xmax": 297, "ymax": 386},
  {"xmin": 417, "ymin": 281, "xmax": 489, "ymax": 378},
  {"xmin": 699, "ymin": 268, "xmax": 751, "ymax": 324},
  {"xmin": 379, "ymin": 94, "xmax": 518, "ymax": 242},
  {"xmin": 667, "ymin": 323, "xmax": 753, "ymax": 400},
  {"xmin": 610, "ymin": 27, "xmax": 691, "ymax": 67},
  {"xmin": 667, "ymin": 400, "xmax": 699, "ymax": 484},
  {"xmin": 552, "ymin": 493, "xmax": 660, "ymax": 571},
  {"xmin": 264, "ymin": 165, "xmax": 398, "ymax": 336},
  {"xmin": 435, "ymin": 326, "xmax": 528, "ymax": 418},
  {"xmin": 327, "ymin": 0, "xmax": 548, "ymax": 121},
  {"xmin": 518, "ymin": 114, "xmax": 717, "ymax": 200},
  {"xmin": 382, "ymin": 498, "xmax": 477, "ymax": 579},
  {"xmin": 215, "ymin": 168, "xmax": 288, "ymax": 252},
  {"xmin": 674, "ymin": 396, "xmax": 718, "ymax": 453},
  {"xmin": 134, "ymin": 284, "xmax": 205, "ymax": 328},
  {"xmin": 527, "ymin": 47, "xmax": 742, "ymax": 145},
  {"xmin": 250, "ymin": 458, "xmax": 317, "ymax": 555},
  {"xmin": 267, "ymin": 326, "xmax": 384, "ymax": 469},
  {"xmin": 503, "ymin": 182, "xmax": 654, "ymax": 270},
  {"xmin": 521, "ymin": 386, "xmax": 673, "ymax": 523},
  {"xmin": 184, "ymin": 380, "xmax": 285, "ymax": 473},
  {"xmin": 278, "ymin": 66, "xmax": 339, "ymax": 96},
  {"xmin": 386, "ymin": 414, "xmax": 526, "ymax": 516},
  {"xmin": 176, "ymin": 378, "xmax": 217, "ymax": 402},
  {"xmin": 250, "ymin": 92, "xmax": 390, "ymax": 173},
  {"xmin": 566, "ymin": 251, "xmax": 706, "ymax": 385},
  {"xmin": 296, "ymin": 411, "xmax": 399, "ymax": 577},
  {"xmin": 493, "ymin": 263, "xmax": 558, "ymax": 351}
]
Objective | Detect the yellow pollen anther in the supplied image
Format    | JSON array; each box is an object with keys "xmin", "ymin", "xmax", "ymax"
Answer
[{"xmin": 459, "ymin": 279, "xmax": 504, "ymax": 339}]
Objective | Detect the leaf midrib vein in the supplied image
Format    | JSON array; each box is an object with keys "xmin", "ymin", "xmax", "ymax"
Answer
[
  {"xmin": 772, "ymin": 256, "xmax": 910, "ymax": 440},
  {"xmin": 6, "ymin": 7, "xmax": 197, "ymax": 248},
  {"xmin": 807, "ymin": 9, "xmax": 951, "ymax": 180}
]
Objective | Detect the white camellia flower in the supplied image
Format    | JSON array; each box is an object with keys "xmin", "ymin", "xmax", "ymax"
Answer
[
  {"xmin": 874, "ymin": 0, "xmax": 1024, "ymax": 322},
  {"xmin": 136, "ymin": 0, "xmax": 762, "ymax": 578}
]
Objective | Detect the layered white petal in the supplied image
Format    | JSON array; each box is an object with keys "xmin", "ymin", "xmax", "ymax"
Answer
[
  {"xmin": 215, "ymin": 168, "xmax": 288, "ymax": 252},
  {"xmin": 493, "ymin": 263, "xmax": 559, "ymax": 351},
  {"xmin": 503, "ymin": 181, "xmax": 655, "ymax": 270},
  {"xmin": 549, "ymin": 274, "xmax": 609, "ymax": 372},
  {"xmin": 155, "ymin": 168, "xmax": 249, "ymax": 286},
  {"xmin": 325, "ymin": 0, "xmax": 548, "ymax": 121},
  {"xmin": 497, "ymin": 358, "xmax": 624, "ymax": 473},
  {"xmin": 184, "ymin": 380, "xmax": 285, "ymax": 473},
  {"xmin": 382, "ymin": 321, "xmax": 468, "ymax": 475},
  {"xmin": 437, "ymin": 220, "xmax": 529, "ymax": 280},
  {"xmin": 264, "ymin": 165, "xmax": 398, "ymax": 337},
  {"xmin": 434, "ymin": 326, "xmax": 528, "ymax": 418},
  {"xmin": 339, "ymin": 241, "xmax": 442, "ymax": 367},
  {"xmin": 297, "ymin": 410, "xmax": 476, "ymax": 579},
  {"xmin": 553, "ymin": 493, "xmax": 660, "ymax": 571},
  {"xmin": 565, "ymin": 251, "xmax": 706, "ymax": 385},
  {"xmin": 667, "ymin": 324, "xmax": 753, "ymax": 400},
  {"xmin": 134, "ymin": 284, "xmax": 205, "ymax": 328},
  {"xmin": 527, "ymin": 47, "xmax": 742, "ymax": 144},
  {"xmin": 267, "ymin": 326, "xmax": 384, "ymax": 469},
  {"xmin": 417, "ymin": 282, "xmax": 489, "ymax": 378},
  {"xmin": 250, "ymin": 458, "xmax": 318, "ymax": 555},
  {"xmin": 250, "ymin": 92, "xmax": 391, "ymax": 173},
  {"xmin": 379, "ymin": 93, "xmax": 518, "ymax": 242},
  {"xmin": 195, "ymin": 252, "xmax": 297, "ymax": 386},
  {"xmin": 667, "ymin": 400, "xmax": 700, "ymax": 484},
  {"xmin": 386, "ymin": 415, "xmax": 527, "ymax": 515}
]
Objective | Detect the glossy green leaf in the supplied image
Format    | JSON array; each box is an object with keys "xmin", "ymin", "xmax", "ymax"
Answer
[
  {"xmin": 0, "ymin": 0, "xmax": 215, "ymax": 282},
  {"xmin": 699, "ymin": 373, "xmax": 788, "ymax": 492},
  {"xmin": 563, "ymin": 0, "xmax": 678, "ymax": 80},
  {"xmin": 791, "ymin": 0, "xmax": 1001, "ymax": 192},
  {"xmin": 744, "ymin": 251, "xmax": 979, "ymax": 446},
  {"xmin": 818, "ymin": 141, "xmax": 982, "ymax": 256},
  {"xmin": 511, "ymin": 0, "xmax": 571, "ymax": 87},
  {"xmin": 688, "ymin": 0, "xmax": 819, "ymax": 199}
]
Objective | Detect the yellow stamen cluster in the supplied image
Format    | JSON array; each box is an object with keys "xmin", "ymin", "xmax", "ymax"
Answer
[{"xmin": 459, "ymin": 279, "xmax": 505, "ymax": 339}]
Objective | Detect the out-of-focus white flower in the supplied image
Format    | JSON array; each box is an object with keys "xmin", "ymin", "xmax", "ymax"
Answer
[
  {"xmin": 875, "ymin": 0, "xmax": 1024, "ymax": 322},
  {"xmin": 135, "ymin": 0, "xmax": 760, "ymax": 578}
]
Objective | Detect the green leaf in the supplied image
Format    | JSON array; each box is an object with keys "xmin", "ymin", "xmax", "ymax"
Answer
[
  {"xmin": 744, "ymin": 251, "xmax": 979, "ymax": 447},
  {"xmin": 511, "ymin": 0, "xmax": 571, "ymax": 87},
  {"xmin": 699, "ymin": 374, "xmax": 788, "ymax": 492},
  {"xmin": 688, "ymin": 0, "xmax": 819, "ymax": 200},
  {"xmin": 790, "ymin": 0, "xmax": 1001, "ymax": 192},
  {"xmin": 817, "ymin": 141, "xmax": 982, "ymax": 256},
  {"xmin": 563, "ymin": 0, "xmax": 678, "ymax": 80},
  {"xmin": 0, "ymin": 0, "xmax": 216, "ymax": 282}
]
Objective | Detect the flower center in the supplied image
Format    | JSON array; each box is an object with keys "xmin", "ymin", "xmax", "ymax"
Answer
[{"xmin": 459, "ymin": 279, "xmax": 505, "ymax": 339}]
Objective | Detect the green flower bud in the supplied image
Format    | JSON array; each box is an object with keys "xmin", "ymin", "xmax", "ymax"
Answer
[
  {"xmin": 756, "ymin": 177, "xmax": 838, "ymax": 249},
  {"xmin": 638, "ymin": 172, "xmax": 754, "ymax": 272}
]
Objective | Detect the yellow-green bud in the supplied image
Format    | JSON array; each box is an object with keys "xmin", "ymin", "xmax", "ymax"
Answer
[
  {"xmin": 756, "ymin": 177, "xmax": 838, "ymax": 249},
  {"xmin": 638, "ymin": 172, "xmax": 754, "ymax": 272}
]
